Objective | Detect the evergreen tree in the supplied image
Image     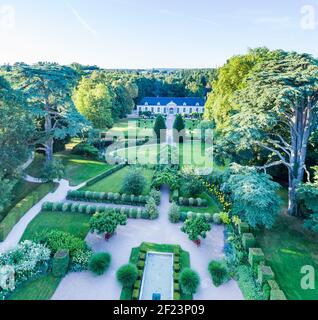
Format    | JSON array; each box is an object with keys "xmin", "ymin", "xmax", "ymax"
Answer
[{"xmin": 153, "ymin": 115, "xmax": 167, "ymax": 143}]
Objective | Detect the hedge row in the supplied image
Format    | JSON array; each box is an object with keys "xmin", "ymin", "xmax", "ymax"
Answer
[
  {"xmin": 236, "ymin": 222, "xmax": 287, "ymax": 300},
  {"xmin": 0, "ymin": 183, "xmax": 57, "ymax": 242},
  {"xmin": 178, "ymin": 197, "xmax": 208, "ymax": 207},
  {"xmin": 180, "ymin": 212, "xmax": 214, "ymax": 223},
  {"xmin": 67, "ymin": 190, "xmax": 149, "ymax": 206},
  {"xmin": 85, "ymin": 163, "xmax": 127, "ymax": 187},
  {"xmin": 42, "ymin": 202, "xmax": 150, "ymax": 220}
]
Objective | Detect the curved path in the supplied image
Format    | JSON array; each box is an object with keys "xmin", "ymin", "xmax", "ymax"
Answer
[{"xmin": 52, "ymin": 186, "xmax": 243, "ymax": 300}]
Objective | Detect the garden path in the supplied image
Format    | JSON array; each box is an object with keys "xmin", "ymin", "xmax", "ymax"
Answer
[{"xmin": 52, "ymin": 186, "xmax": 244, "ymax": 301}]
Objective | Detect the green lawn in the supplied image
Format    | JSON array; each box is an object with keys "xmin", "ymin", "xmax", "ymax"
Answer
[
  {"xmin": 121, "ymin": 242, "xmax": 192, "ymax": 300},
  {"xmin": 8, "ymin": 274, "xmax": 62, "ymax": 301},
  {"xmin": 114, "ymin": 141, "xmax": 213, "ymax": 168},
  {"xmin": 26, "ymin": 152, "xmax": 112, "ymax": 186},
  {"xmin": 180, "ymin": 192, "xmax": 222, "ymax": 214},
  {"xmin": 21, "ymin": 211, "xmax": 90, "ymax": 241},
  {"xmin": 82, "ymin": 166, "xmax": 154, "ymax": 195},
  {"xmin": 256, "ymin": 214, "xmax": 318, "ymax": 300}
]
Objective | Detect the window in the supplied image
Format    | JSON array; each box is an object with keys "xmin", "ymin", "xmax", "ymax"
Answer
[
  {"xmin": 151, "ymin": 107, "xmax": 154, "ymax": 112},
  {"xmin": 157, "ymin": 107, "xmax": 160, "ymax": 112},
  {"xmin": 145, "ymin": 107, "xmax": 148, "ymax": 111},
  {"xmin": 164, "ymin": 108, "xmax": 167, "ymax": 113},
  {"xmin": 183, "ymin": 108, "xmax": 186, "ymax": 113},
  {"xmin": 190, "ymin": 108, "xmax": 193, "ymax": 113},
  {"xmin": 196, "ymin": 108, "xmax": 199, "ymax": 112},
  {"xmin": 177, "ymin": 108, "xmax": 180, "ymax": 113}
]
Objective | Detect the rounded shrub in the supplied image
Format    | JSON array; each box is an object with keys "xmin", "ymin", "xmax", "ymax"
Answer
[
  {"xmin": 62, "ymin": 203, "xmax": 70, "ymax": 212},
  {"xmin": 189, "ymin": 198, "xmax": 195, "ymax": 206},
  {"xmin": 88, "ymin": 252, "xmax": 111, "ymax": 276},
  {"xmin": 208, "ymin": 260, "xmax": 228, "ymax": 287},
  {"xmin": 42, "ymin": 202, "xmax": 53, "ymax": 211},
  {"xmin": 85, "ymin": 191, "xmax": 93, "ymax": 199},
  {"xmin": 197, "ymin": 198, "xmax": 203, "ymax": 207},
  {"xmin": 99, "ymin": 192, "xmax": 106, "ymax": 201},
  {"xmin": 141, "ymin": 210, "xmax": 150, "ymax": 219},
  {"xmin": 169, "ymin": 202, "xmax": 181, "ymax": 223},
  {"xmin": 130, "ymin": 208, "xmax": 138, "ymax": 219},
  {"xmin": 116, "ymin": 264, "xmax": 139, "ymax": 288},
  {"xmin": 114, "ymin": 193, "xmax": 121, "ymax": 202},
  {"xmin": 86, "ymin": 205, "xmax": 92, "ymax": 215},
  {"xmin": 124, "ymin": 208, "xmax": 130, "ymax": 216},
  {"xmin": 108, "ymin": 192, "xmax": 114, "ymax": 202},
  {"xmin": 179, "ymin": 268, "xmax": 200, "ymax": 295},
  {"xmin": 71, "ymin": 203, "xmax": 80, "ymax": 213},
  {"xmin": 213, "ymin": 213, "xmax": 222, "ymax": 225},
  {"xmin": 201, "ymin": 199, "xmax": 208, "ymax": 207},
  {"xmin": 137, "ymin": 208, "xmax": 143, "ymax": 219}
]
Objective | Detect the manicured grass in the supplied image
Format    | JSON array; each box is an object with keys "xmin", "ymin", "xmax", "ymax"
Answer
[
  {"xmin": 21, "ymin": 211, "xmax": 90, "ymax": 241},
  {"xmin": 26, "ymin": 153, "xmax": 112, "ymax": 186},
  {"xmin": 180, "ymin": 193, "xmax": 222, "ymax": 214},
  {"xmin": 256, "ymin": 214, "xmax": 318, "ymax": 300},
  {"xmin": 8, "ymin": 274, "xmax": 62, "ymax": 301},
  {"xmin": 120, "ymin": 242, "xmax": 192, "ymax": 300},
  {"xmin": 82, "ymin": 166, "xmax": 154, "ymax": 195}
]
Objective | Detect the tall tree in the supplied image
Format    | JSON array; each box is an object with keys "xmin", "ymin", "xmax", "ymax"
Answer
[
  {"xmin": 1, "ymin": 63, "xmax": 89, "ymax": 162},
  {"xmin": 153, "ymin": 115, "xmax": 167, "ymax": 142},
  {"xmin": 73, "ymin": 77, "xmax": 114, "ymax": 129},
  {"xmin": 230, "ymin": 50, "xmax": 318, "ymax": 216}
]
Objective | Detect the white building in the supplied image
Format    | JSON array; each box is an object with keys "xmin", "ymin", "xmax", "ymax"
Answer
[{"xmin": 137, "ymin": 97, "xmax": 205, "ymax": 115}]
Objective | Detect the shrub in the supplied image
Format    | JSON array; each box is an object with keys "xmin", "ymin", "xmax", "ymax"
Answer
[
  {"xmin": 150, "ymin": 189, "xmax": 161, "ymax": 205},
  {"xmin": 137, "ymin": 260, "xmax": 145, "ymax": 269},
  {"xmin": 239, "ymin": 222, "xmax": 250, "ymax": 235},
  {"xmin": 52, "ymin": 249, "xmax": 70, "ymax": 277},
  {"xmin": 179, "ymin": 268, "xmax": 200, "ymax": 295},
  {"xmin": 180, "ymin": 175, "xmax": 204, "ymax": 198},
  {"xmin": 208, "ymin": 260, "xmax": 229, "ymax": 287},
  {"xmin": 248, "ymin": 248, "xmax": 265, "ymax": 267},
  {"xmin": 145, "ymin": 197, "xmax": 159, "ymax": 220},
  {"xmin": 181, "ymin": 216, "xmax": 211, "ymax": 242},
  {"xmin": 141, "ymin": 210, "xmax": 150, "ymax": 219},
  {"xmin": 130, "ymin": 208, "xmax": 138, "ymax": 219},
  {"xmin": 268, "ymin": 280, "xmax": 280, "ymax": 290},
  {"xmin": 71, "ymin": 203, "xmax": 80, "ymax": 213},
  {"xmin": 258, "ymin": 265, "xmax": 275, "ymax": 285},
  {"xmin": 213, "ymin": 213, "xmax": 221, "ymax": 225},
  {"xmin": 242, "ymin": 233, "xmax": 256, "ymax": 250},
  {"xmin": 169, "ymin": 203, "xmax": 181, "ymax": 223},
  {"xmin": 173, "ymin": 292, "xmax": 181, "ymax": 300},
  {"xmin": 189, "ymin": 198, "xmax": 195, "ymax": 206},
  {"xmin": 219, "ymin": 212, "xmax": 231, "ymax": 225},
  {"xmin": 121, "ymin": 168, "xmax": 146, "ymax": 196},
  {"xmin": 237, "ymin": 265, "xmax": 264, "ymax": 300},
  {"xmin": 117, "ymin": 264, "xmax": 139, "ymax": 288},
  {"xmin": 88, "ymin": 252, "xmax": 111, "ymax": 276},
  {"xmin": 62, "ymin": 203, "xmax": 70, "ymax": 212},
  {"xmin": 70, "ymin": 248, "xmax": 93, "ymax": 272},
  {"xmin": 40, "ymin": 159, "xmax": 65, "ymax": 182},
  {"xmin": 72, "ymin": 142, "xmax": 99, "ymax": 158},
  {"xmin": 172, "ymin": 189, "xmax": 179, "ymax": 202},
  {"xmin": 42, "ymin": 202, "xmax": 53, "ymax": 211},
  {"xmin": 270, "ymin": 290, "xmax": 287, "ymax": 300}
]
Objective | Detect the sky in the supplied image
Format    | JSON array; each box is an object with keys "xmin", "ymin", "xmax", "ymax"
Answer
[{"xmin": 0, "ymin": 0, "xmax": 317, "ymax": 68}]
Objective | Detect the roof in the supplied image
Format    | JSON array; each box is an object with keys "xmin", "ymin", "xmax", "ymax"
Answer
[{"xmin": 139, "ymin": 97, "xmax": 205, "ymax": 107}]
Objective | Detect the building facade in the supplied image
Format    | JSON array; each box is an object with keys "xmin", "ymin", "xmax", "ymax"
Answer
[{"xmin": 137, "ymin": 97, "xmax": 205, "ymax": 115}]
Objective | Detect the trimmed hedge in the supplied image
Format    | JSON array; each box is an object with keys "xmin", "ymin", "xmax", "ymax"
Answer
[
  {"xmin": 179, "ymin": 212, "xmax": 214, "ymax": 223},
  {"xmin": 248, "ymin": 248, "xmax": 265, "ymax": 267},
  {"xmin": 178, "ymin": 197, "xmax": 208, "ymax": 207},
  {"xmin": 42, "ymin": 201, "xmax": 148, "ymax": 219},
  {"xmin": 270, "ymin": 289, "xmax": 287, "ymax": 300},
  {"xmin": 238, "ymin": 222, "xmax": 250, "ymax": 235},
  {"xmin": 67, "ymin": 190, "xmax": 149, "ymax": 206},
  {"xmin": 242, "ymin": 233, "xmax": 256, "ymax": 250},
  {"xmin": 85, "ymin": 163, "xmax": 127, "ymax": 187},
  {"xmin": 52, "ymin": 249, "xmax": 70, "ymax": 277},
  {"xmin": 258, "ymin": 265, "xmax": 275, "ymax": 285},
  {"xmin": 0, "ymin": 182, "xmax": 57, "ymax": 242}
]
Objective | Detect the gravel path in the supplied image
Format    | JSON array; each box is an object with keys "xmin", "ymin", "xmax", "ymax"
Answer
[{"xmin": 52, "ymin": 186, "xmax": 244, "ymax": 301}]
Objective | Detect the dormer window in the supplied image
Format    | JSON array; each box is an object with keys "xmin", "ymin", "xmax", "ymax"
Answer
[
  {"xmin": 145, "ymin": 102, "xmax": 148, "ymax": 106},
  {"xmin": 196, "ymin": 103, "xmax": 200, "ymax": 106},
  {"xmin": 157, "ymin": 102, "xmax": 161, "ymax": 106},
  {"xmin": 183, "ymin": 103, "xmax": 187, "ymax": 106}
]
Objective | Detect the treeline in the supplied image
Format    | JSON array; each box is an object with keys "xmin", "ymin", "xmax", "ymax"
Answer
[{"xmin": 204, "ymin": 47, "xmax": 318, "ymax": 218}]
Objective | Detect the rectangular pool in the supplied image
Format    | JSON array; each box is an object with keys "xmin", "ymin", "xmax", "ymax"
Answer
[{"xmin": 139, "ymin": 252, "xmax": 174, "ymax": 300}]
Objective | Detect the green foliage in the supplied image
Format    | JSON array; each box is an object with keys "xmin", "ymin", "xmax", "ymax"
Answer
[
  {"xmin": 242, "ymin": 233, "xmax": 256, "ymax": 250},
  {"xmin": 0, "ymin": 173, "xmax": 17, "ymax": 214},
  {"xmin": 121, "ymin": 168, "xmax": 146, "ymax": 196},
  {"xmin": 179, "ymin": 268, "xmax": 200, "ymax": 295},
  {"xmin": 40, "ymin": 159, "xmax": 65, "ymax": 182},
  {"xmin": 237, "ymin": 265, "xmax": 264, "ymax": 300},
  {"xmin": 304, "ymin": 214, "xmax": 318, "ymax": 233},
  {"xmin": 258, "ymin": 265, "xmax": 275, "ymax": 285},
  {"xmin": 89, "ymin": 210, "xmax": 127, "ymax": 235},
  {"xmin": 270, "ymin": 290, "xmax": 287, "ymax": 300},
  {"xmin": 173, "ymin": 114, "xmax": 186, "ymax": 132},
  {"xmin": 169, "ymin": 202, "xmax": 181, "ymax": 223},
  {"xmin": 36, "ymin": 230, "xmax": 86, "ymax": 256},
  {"xmin": 0, "ymin": 183, "xmax": 56, "ymax": 241},
  {"xmin": 145, "ymin": 197, "xmax": 159, "ymax": 220},
  {"xmin": 219, "ymin": 212, "xmax": 231, "ymax": 225},
  {"xmin": 222, "ymin": 164, "xmax": 281, "ymax": 228},
  {"xmin": 180, "ymin": 173, "xmax": 205, "ymax": 198},
  {"xmin": 153, "ymin": 115, "xmax": 167, "ymax": 141},
  {"xmin": 149, "ymin": 189, "xmax": 161, "ymax": 205},
  {"xmin": 73, "ymin": 76, "xmax": 114, "ymax": 129},
  {"xmin": 52, "ymin": 249, "xmax": 70, "ymax": 277},
  {"xmin": 117, "ymin": 264, "xmax": 139, "ymax": 288},
  {"xmin": 208, "ymin": 260, "xmax": 229, "ymax": 287},
  {"xmin": 248, "ymin": 248, "xmax": 265, "ymax": 267},
  {"xmin": 88, "ymin": 252, "xmax": 111, "ymax": 276},
  {"xmin": 152, "ymin": 167, "xmax": 181, "ymax": 190},
  {"xmin": 72, "ymin": 142, "xmax": 99, "ymax": 159},
  {"xmin": 297, "ymin": 182, "xmax": 318, "ymax": 216},
  {"xmin": 181, "ymin": 216, "xmax": 211, "ymax": 242}
]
